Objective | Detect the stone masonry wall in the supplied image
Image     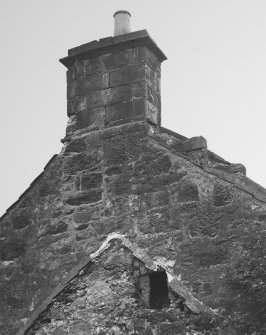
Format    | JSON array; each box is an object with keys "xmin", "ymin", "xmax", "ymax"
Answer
[
  {"xmin": 1, "ymin": 119, "xmax": 266, "ymax": 334},
  {"xmin": 65, "ymin": 46, "xmax": 161, "ymax": 138},
  {"xmin": 1, "ymin": 36, "xmax": 266, "ymax": 334}
]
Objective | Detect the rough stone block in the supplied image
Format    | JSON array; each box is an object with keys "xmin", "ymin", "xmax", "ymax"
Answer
[
  {"xmin": 74, "ymin": 222, "xmax": 90, "ymax": 231},
  {"xmin": 105, "ymin": 98, "xmax": 145, "ymax": 127},
  {"xmin": 102, "ymin": 215, "xmax": 125, "ymax": 234},
  {"xmin": 76, "ymin": 107, "xmax": 105, "ymax": 131},
  {"xmin": 90, "ymin": 220, "xmax": 104, "ymax": 235},
  {"xmin": 103, "ymin": 131, "xmax": 142, "ymax": 166},
  {"xmin": 0, "ymin": 236, "xmax": 26, "ymax": 261},
  {"xmin": 101, "ymin": 47, "xmax": 145, "ymax": 70},
  {"xmin": 75, "ymin": 61, "xmax": 85, "ymax": 79},
  {"xmin": 156, "ymin": 321, "xmax": 185, "ymax": 334},
  {"xmin": 76, "ymin": 228, "xmax": 96, "ymax": 241},
  {"xmin": 65, "ymin": 189, "xmax": 102, "ymax": 206},
  {"xmin": 146, "ymin": 66, "xmax": 161, "ymax": 93},
  {"xmin": 67, "ymin": 73, "xmax": 102, "ymax": 99},
  {"xmin": 40, "ymin": 221, "xmax": 68, "ymax": 237},
  {"xmin": 146, "ymin": 100, "xmax": 159, "ymax": 125},
  {"xmin": 178, "ymin": 179, "xmax": 199, "ymax": 203},
  {"xmin": 73, "ymin": 205, "xmax": 101, "ymax": 223},
  {"xmin": 213, "ymin": 183, "xmax": 233, "ymax": 207},
  {"xmin": 108, "ymin": 174, "xmax": 132, "ymax": 195},
  {"xmin": 147, "ymin": 85, "xmax": 160, "ymax": 109},
  {"xmin": 197, "ymin": 244, "xmax": 228, "ymax": 267},
  {"xmin": 102, "ymin": 71, "xmax": 109, "ymax": 88},
  {"xmin": 104, "ymin": 143, "xmax": 129, "ymax": 166},
  {"xmin": 109, "ymin": 65, "xmax": 146, "ymax": 87},
  {"xmin": 65, "ymin": 152, "xmax": 102, "ymax": 174},
  {"xmin": 12, "ymin": 210, "xmax": 31, "ymax": 230},
  {"xmin": 144, "ymin": 47, "xmax": 161, "ymax": 72},
  {"xmin": 85, "ymin": 81, "xmax": 146, "ymax": 110},
  {"xmin": 78, "ymin": 173, "xmax": 103, "ymax": 190},
  {"xmin": 258, "ymin": 213, "xmax": 266, "ymax": 222},
  {"xmin": 67, "ymin": 95, "xmax": 87, "ymax": 116},
  {"xmin": 104, "ymin": 166, "xmax": 122, "ymax": 176},
  {"xmin": 49, "ymin": 329, "xmax": 67, "ymax": 335},
  {"xmin": 183, "ymin": 136, "xmax": 207, "ymax": 152},
  {"xmin": 65, "ymin": 138, "xmax": 87, "ymax": 153},
  {"xmin": 84, "ymin": 57, "xmax": 102, "ymax": 77},
  {"xmin": 133, "ymin": 151, "xmax": 172, "ymax": 177},
  {"xmin": 144, "ymin": 191, "xmax": 169, "ymax": 209},
  {"xmin": 67, "ymin": 66, "xmax": 75, "ymax": 83},
  {"xmin": 147, "ymin": 206, "xmax": 170, "ymax": 232}
]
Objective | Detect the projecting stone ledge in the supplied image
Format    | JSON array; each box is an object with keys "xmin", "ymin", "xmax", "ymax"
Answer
[{"xmin": 60, "ymin": 30, "xmax": 167, "ymax": 68}]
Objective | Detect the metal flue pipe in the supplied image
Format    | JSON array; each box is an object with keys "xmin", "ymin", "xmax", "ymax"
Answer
[{"xmin": 113, "ymin": 10, "xmax": 131, "ymax": 36}]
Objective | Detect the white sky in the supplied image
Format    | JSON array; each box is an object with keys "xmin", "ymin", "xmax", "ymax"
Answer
[{"xmin": 0, "ymin": 0, "xmax": 266, "ymax": 216}]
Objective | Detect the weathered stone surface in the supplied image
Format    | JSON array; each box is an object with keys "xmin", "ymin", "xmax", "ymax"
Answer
[
  {"xmin": 101, "ymin": 47, "xmax": 146, "ymax": 70},
  {"xmin": 64, "ymin": 138, "xmax": 86, "ymax": 153},
  {"xmin": 76, "ymin": 107, "xmax": 104, "ymax": 130},
  {"xmin": 73, "ymin": 205, "xmax": 101, "ymax": 224},
  {"xmin": 39, "ymin": 220, "xmax": 68, "ymax": 237},
  {"xmin": 66, "ymin": 66, "xmax": 75, "ymax": 83},
  {"xmin": 104, "ymin": 165, "xmax": 122, "ymax": 176},
  {"xmin": 81, "ymin": 173, "xmax": 102, "ymax": 190},
  {"xmin": 86, "ymin": 81, "xmax": 146, "ymax": 109},
  {"xmin": 75, "ymin": 172, "xmax": 102, "ymax": 191},
  {"xmin": 65, "ymin": 190, "xmax": 102, "ymax": 206},
  {"xmin": 0, "ymin": 235, "xmax": 26, "ymax": 261},
  {"xmin": 109, "ymin": 65, "xmax": 146, "ymax": 87},
  {"xmin": 105, "ymin": 98, "xmax": 145, "ymax": 126},
  {"xmin": 12, "ymin": 210, "xmax": 31, "ymax": 230},
  {"xmin": 183, "ymin": 136, "xmax": 207, "ymax": 152},
  {"xmin": 67, "ymin": 95, "xmax": 87, "ymax": 116},
  {"xmin": 2, "ymin": 31, "xmax": 266, "ymax": 335},
  {"xmin": 65, "ymin": 152, "xmax": 102, "ymax": 173},
  {"xmin": 146, "ymin": 66, "xmax": 161, "ymax": 93},
  {"xmin": 147, "ymin": 85, "xmax": 160, "ymax": 109},
  {"xmin": 144, "ymin": 47, "xmax": 161, "ymax": 72},
  {"xmin": 67, "ymin": 73, "xmax": 102, "ymax": 99},
  {"xmin": 178, "ymin": 179, "xmax": 199, "ymax": 202},
  {"xmin": 75, "ymin": 57, "xmax": 103, "ymax": 79},
  {"xmin": 146, "ymin": 100, "xmax": 159, "ymax": 124},
  {"xmin": 76, "ymin": 228, "xmax": 96, "ymax": 241},
  {"xmin": 213, "ymin": 183, "xmax": 233, "ymax": 207},
  {"xmin": 23, "ymin": 243, "xmax": 192, "ymax": 335}
]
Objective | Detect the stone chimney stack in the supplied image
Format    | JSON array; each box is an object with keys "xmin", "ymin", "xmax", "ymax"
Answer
[{"xmin": 60, "ymin": 12, "xmax": 166, "ymax": 139}]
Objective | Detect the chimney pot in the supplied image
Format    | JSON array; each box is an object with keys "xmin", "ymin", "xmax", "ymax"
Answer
[{"xmin": 113, "ymin": 10, "xmax": 131, "ymax": 36}]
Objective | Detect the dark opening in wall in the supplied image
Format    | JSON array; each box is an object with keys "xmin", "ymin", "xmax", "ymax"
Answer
[
  {"xmin": 138, "ymin": 269, "xmax": 170, "ymax": 309},
  {"xmin": 149, "ymin": 271, "xmax": 170, "ymax": 308}
]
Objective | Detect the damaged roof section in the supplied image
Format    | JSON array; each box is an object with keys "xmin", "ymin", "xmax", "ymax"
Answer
[
  {"xmin": 19, "ymin": 233, "xmax": 219, "ymax": 335},
  {"xmin": 148, "ymin": 123, "xmax": 266, "ymax": 203}
]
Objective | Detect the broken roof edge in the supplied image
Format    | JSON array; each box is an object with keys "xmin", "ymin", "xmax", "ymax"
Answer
[
  {"xmin": 18, "ymin": 232, "xmax": 218, "ymax": 335},
  {"xmin": 59, "ymin": 30, "xmax": 167, "ymax": 68},
  {"xmin": 148, "ymin": 124, "xmax": 266, "ymax": 203}
]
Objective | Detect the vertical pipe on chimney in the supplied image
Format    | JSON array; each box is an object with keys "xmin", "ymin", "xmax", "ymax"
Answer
[{"xmin": 113, "ymin": 10, "xmax": 131, "ymax": 36}]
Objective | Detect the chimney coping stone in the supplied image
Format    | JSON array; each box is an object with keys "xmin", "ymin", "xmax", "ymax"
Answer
[{"xmin": 59, "ymin": 30, "xmax": 167, "ymax": 68}]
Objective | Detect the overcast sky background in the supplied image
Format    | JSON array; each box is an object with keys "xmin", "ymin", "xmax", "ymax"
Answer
[{"xmin": 0, "ymin": 0, "xmax": 266, "ymax": 216}]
